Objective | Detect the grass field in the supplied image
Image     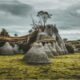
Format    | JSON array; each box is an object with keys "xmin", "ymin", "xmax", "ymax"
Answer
[{"xmin": 0, "ymin": 53, "xmax": 80, "ymax": 80}]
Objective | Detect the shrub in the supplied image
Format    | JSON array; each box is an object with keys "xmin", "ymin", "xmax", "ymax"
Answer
[{"xmin": 65, "ymin": 44, "xmax": 74, "ymax": 53}]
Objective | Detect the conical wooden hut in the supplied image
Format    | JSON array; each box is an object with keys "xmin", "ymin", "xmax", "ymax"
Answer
[
  {"xmin": 44, "ymin": 25, "xmax": 68, "ymax": 55},
  {"xmin": 44, "ymin": 43, "xmax": 54, "ymax": 57},
  {"xmin": 48, "ymin": 43, "xmax": 59, "ymax": 56},
  {"xmin": 55, "ymin": 33, "xmax": 68, "ymax": 54},
  {"xmin": 13, "ymin": 44, "xmax": 19, "ymax": 53},
  {"xmin": 0, "ymin": 42, "xmax": 14, "ymax": 55},
  {"xmin": 23, "ymin": 43, "xmax": 50, "ymax": 64},
  {"xmin": 36, "ymin": 32, "xmax": 55, "ymax": 57},
  {"xmin": 55, "ymin": 42, "xmax": 63, "ymax": 55}
]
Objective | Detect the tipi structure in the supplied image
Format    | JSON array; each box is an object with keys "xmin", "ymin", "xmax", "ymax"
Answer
[
  {"xmin": 23, "ymin": 43, "xmax": 50, "ymax": 64},
  {"xmin": 0, "ymin": 42, "xmax": 14, "ymax": 55}
]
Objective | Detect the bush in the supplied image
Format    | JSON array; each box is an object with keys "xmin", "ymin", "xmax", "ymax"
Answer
[
  {"xmin": 0, "ymin": 28, "xmax": 9, "ymax": 37},
  {"xmin": 65, "ymin": 44, "xmax": 74, "ymax": 53}
]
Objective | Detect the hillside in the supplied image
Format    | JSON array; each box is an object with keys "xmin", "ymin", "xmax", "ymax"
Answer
[{"xmin": 0, "ymin": 53, "xmax": 80, "ymax": 80}]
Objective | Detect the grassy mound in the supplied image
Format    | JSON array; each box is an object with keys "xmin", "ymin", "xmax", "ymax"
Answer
[{"xmin": 0, "ymin": 53, "xmax": 80, "ymax": 80}]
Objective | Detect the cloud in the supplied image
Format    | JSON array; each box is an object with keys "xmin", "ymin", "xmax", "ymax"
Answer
[
  {"xmin": 60, "ymin": 30, "xmax": 80, "ymax": 40},
  {"xmin": 0, "ymin": 0, "xmax": 33, "ymax": 17},
  {"xmin": 0, "ymin": 0, "xmax": 80, "ymax": 40},
  {"xmin": 47, "ymin": 2, "xmax": 80, "ymax": 30},
  {"xmin": 46, "ymin": 2, "xmax": 80, "ymax": 40},
  {"xmin": 0, "ymin": 25, "xmax": 31, "ymax": 36},
  {"xmin": 0, "ymin": 0, "xmax": 34, "ymax": 27},
  {"xmin": 19, "ymin": 0, "xmax": 80, "ymax": 10}
]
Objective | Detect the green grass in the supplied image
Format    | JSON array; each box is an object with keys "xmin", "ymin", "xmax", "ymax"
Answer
[{"xmin": 0, "ymin": 53, "xmax": 80, "ymax": 80}]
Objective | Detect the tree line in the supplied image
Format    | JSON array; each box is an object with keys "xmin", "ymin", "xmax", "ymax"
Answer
[{"xmin": 0, "ymin": 28, "xmax": 18, "ymax": 37}]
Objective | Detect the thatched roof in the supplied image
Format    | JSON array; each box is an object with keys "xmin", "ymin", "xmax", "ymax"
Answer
[
  {"xmin": 44, "ymin": 44, "xmax": 54, "ymax": 57},
  {"xmin": 55, "ymin": 42, "xmax": 64, "ymax": 55},
  {"xmin": 48, "ymin": 43, "xmax": 59, "ymax": 56},
  {"xmin": 23, "ymin": 43, "xmax": 50, "ymax": 64},
  {"xmin": 0, "ymin": 42, "xmax": 14, "ymax": 55},
  {"xmin": 13, "ymin": 44, "xmax": 19, "ymax": 53}
]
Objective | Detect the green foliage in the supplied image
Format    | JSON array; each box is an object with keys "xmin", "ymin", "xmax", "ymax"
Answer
[
  {"xmin": 0, "ymin": 53, "xmax": 80, "ymax": 79},
  {"xmin": 37, "ymin": 11, "xmax": 52, "ymax": 27},
  {"xmin": 76, "ymin": 44, "xmax": 80, "ymax": 48},
  {"xmin": 65, "ymin": 44, "xmax": 75, "ymax": 53},
  {"xmin": 0, "ymin": 28, "xmax": 9, "ymax": 37}
]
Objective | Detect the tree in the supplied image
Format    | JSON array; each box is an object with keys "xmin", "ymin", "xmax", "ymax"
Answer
[
  {"xmin": 37, "ymin": 11, "xmax": 52, "ymax": 28},
  {"xmin": 29, "ymin": 29, "xmax": 32, "ymax": 33},
  {"xmin": 64, "ymin": 38, "xmax": 68, "ymax": 42},
  {"xmin": 0, "ymin": 28, "xmax": 9, "ymax": 37},
  {"xmin": 65, "ymin": 44, "xmax": 74, "ymax": 53},
  {"xmin": 14, "ymin": 33, "xmax": 18, "ymax": 37}
]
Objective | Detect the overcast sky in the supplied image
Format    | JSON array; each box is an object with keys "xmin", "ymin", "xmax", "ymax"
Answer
[{"xmin": 0, "ymin": 0, "xmax": 80, "ymax": 40}]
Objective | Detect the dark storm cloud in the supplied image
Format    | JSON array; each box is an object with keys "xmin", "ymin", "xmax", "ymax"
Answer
[
  {"xmin": 49, "ymin": 3, "xmax": 80, "ymax": 30},
  {"xmin": 0, "ymin": 0, "xmax": 32, "ymax": 16},
  {"xmin": 0, "ymin": 0, "xmax": 33, "ymax": 26}
]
